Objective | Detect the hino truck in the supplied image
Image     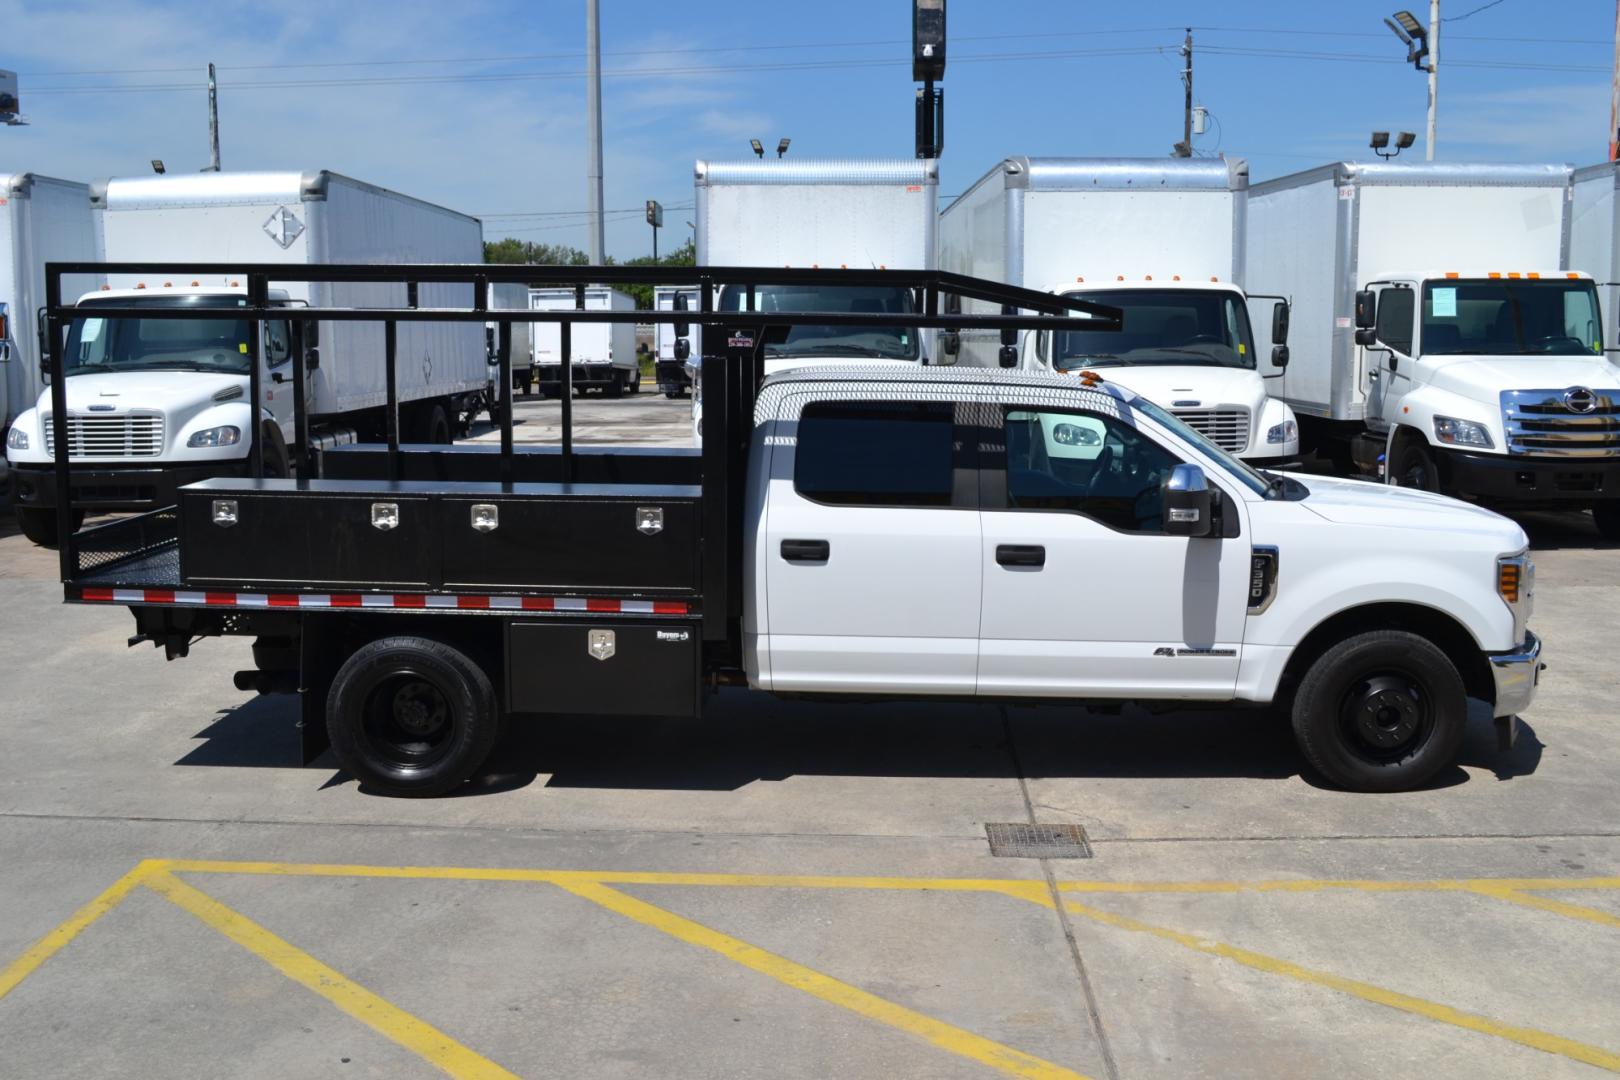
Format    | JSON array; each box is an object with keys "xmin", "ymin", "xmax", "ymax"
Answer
[
  {"xmin": 529, "ymin": 286, "xmax": 638, "ymax": 397},
  {"xmin": 48, "ymin": 261, "xmax": 1542, "ymax": 798},
  {"xmin": 1247, "ymin": 161, "xmax": 1619, "ymax": 537},
  {"xmin": 487, "ymin": 282, "xmax": 534, "ymax": 401},
  {"xmin": 686, "ymin": 158, "xmax": 939, "ymax": 441},
  {"xmin": 939, "ymin": 157, "xmax": 1300, "ymax": 466},
  {"xmin": 4, "ymin": 170, "xmax": 492, "ymax": 545},
  {"xmin": 1, "ymin": 173, "xmax": 100, "ymax": 502},
  {"xmin": 653, "ymin": 284, "xmax": 700, "ymax": 397}
]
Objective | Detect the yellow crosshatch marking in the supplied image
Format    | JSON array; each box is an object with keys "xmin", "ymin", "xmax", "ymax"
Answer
[{"xmin": 0, "ymin": 861, "xmax": 1617, "ymax": 1079}]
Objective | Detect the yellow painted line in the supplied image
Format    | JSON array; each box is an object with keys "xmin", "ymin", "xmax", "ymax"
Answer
[
  {"xmin": 144, "ymin": 870, "xmax": 518, "ymax": 1080},
  {"xmin": 1061, "ymin": 897, "xmax": 1620, "ymax": 1073},
  {"xmin": 1470, "ymin": 885, "xmax": 1620, "ymax": 929},
  {"xmin": 0, "ymin": 859, "xmax": 159, "ymax": 1001},
  {"xmin": 555, "ymin": 877, "xmax": 1090, "ymax": 1080},
  {"xmin": 1058, "ymin": 876, "xmax": 1620, "ymax": 896},
  {"xmin": 157, "ymin": 860, "xmax": 1052, "ymax": 900}
]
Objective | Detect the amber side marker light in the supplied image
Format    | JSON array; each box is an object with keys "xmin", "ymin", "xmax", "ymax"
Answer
[{"xmin": 1499, "ymin": 562, "xmax": 1522, "ymax": 604}]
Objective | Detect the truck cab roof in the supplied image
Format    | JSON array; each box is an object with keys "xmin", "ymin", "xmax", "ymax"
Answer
[
  {"xmin": 1047, "ymin": 278, "xmax": 1244, "ymax": 295},
  {"xmin": 1372, "ymin": 270, "xmax": 1588, "ymax": 283},
  {"xmin": 77, "ymin": 285, "xmax": 294, "ymax": 304}
]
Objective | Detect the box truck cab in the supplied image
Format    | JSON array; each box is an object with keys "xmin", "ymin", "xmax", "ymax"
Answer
[
  {"xmin": 939, "ymin": 157, "xmax": 1299, "ymax": 465},
  {"xmin": 686, "ymin": 158, "xmax": 938, "ymax": 442},
  {"xmin": 4, "ymin": 171, "xmax": 490, "ymax": 545},
  {"xmin": 653, "ymin": 284, "xmax": 699, "ymax": 397},
  {"xmin": 529, "ymin": 286, "xmax": 638, "ymax": 397},
  {"xmin": 1353, "ymin": 269, "xmax": 1620, "ymax": 535},
  {"xmin": 1019, "ymin": 277, "xmax": 1299, "ymax": 464}
]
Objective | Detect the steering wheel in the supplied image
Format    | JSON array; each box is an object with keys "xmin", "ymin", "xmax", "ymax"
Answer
[
  {"xmin": 1527, "ymin": 335, "xmax": 1587, "ymax": 353},
  {"xmin": 1084, "ymin": 445, "xmax": 1117, "ymax": 499}
]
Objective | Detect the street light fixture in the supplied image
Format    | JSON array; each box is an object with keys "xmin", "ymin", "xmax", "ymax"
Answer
[
  {"xmin": 150, "ymin": 160, "xmax": 166, "ymax": 174},
  {"xmin": 1383, "ymin": 6, "xmax": 1437, "ymax": 161},
  {"xmin": 749, "ymin": 139, "xmax": 764, "ymax": 159},
  {"xmin": 776, "ymin": 138, "xmax": 790, "ymax": 159},
  {"xmin": 1370, "ymin": 130, "xmax": 1416, "ymax": 160}
]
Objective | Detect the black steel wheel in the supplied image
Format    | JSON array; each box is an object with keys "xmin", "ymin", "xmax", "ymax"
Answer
[
  {"xmin": 326, "ymin": 636, "xmax": 500, "ymax": 797},
  {"xmin": 421, "ymin": 403, "xmax": 453, "ymax": 445},
  {"xmin": 1291, "ymin": 630, "xmax": 1466, "ymax": 792},
  {"xmin": 13, "ymin": 507, "xmax": 84, "ymax": 547},
  {"xmin": 1389, "ymin": 437, "xmax": 1439, "ymax": 492}
]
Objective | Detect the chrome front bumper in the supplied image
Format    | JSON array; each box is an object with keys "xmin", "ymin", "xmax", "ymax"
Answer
[{"xmin": 1488, "ymin": 631, "xmax": 1543, "ymax": 719}]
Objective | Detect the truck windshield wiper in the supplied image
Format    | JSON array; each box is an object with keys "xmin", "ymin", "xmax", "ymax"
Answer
[{"xmin": 781, "ymin": 344, "xmax": 906, "ymax": 359}]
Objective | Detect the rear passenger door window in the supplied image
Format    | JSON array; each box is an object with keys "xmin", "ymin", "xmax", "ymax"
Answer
[
  {"xmin": 1003, "ymin": 407, "xmax": 1180, "ymax": 533},
  {"xmin": 794, "ymin": 401, "xmax": 957, "ymax": 507}
]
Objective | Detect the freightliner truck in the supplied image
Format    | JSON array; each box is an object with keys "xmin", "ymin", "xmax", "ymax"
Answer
[
  {"xmin": 1248, "ymin": 161, "xmax": 1620, "ymax": 538},
  {"xmin": 4, "ymin": 171, "xmax": 492, "ymax": 546},
  {"xmin": 47, "ymin": 261, "xmax": 1542, "ymax": 797},
  {"xmin": 939, "ymin": 157, "xmax": 1300, "ymax": 466}
]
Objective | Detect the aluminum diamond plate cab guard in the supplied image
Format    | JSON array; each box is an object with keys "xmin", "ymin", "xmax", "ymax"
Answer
[
  {"xmin": 588, "ymin": 629, "xmax": 616, "ymax": 661},
  {"xmin": 262, "ymin": 206, "xmax": 304, "ymax": 249}
]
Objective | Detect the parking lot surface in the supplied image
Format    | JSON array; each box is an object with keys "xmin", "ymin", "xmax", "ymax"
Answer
[{"xmin": 2, "ymin": 393, "xmax": 1618, "ymax": 1079}]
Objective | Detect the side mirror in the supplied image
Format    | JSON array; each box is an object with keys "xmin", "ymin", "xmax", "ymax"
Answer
[
  {"xmin": 673, "ymin": 291, "xmax": 690, "ymax": 337},
  {"xmin": 1271, "ymin": 345, "xmax": 1290, "ymax": 369},
  {"xmin": 941, "ymin": 330, "xmax": 960, "ymax": 356},
  {"xmin": 1354, "ymin": 289, "xmax": 1377, "ymax": 329},
  {"xmin": 674, "ymin": 338, "xmax": 690, "ymax": 361},
  {"xmin": 1163, "ymin": 463, "xmax": 1214, "ymax": 538},
  {"xmin": 998, "ymin": 304, "xmax": 1018, "ymax": 368},
  {"xmin": 1271, "ymin": 301, "xmax": 1290, "ymax": 345},
  {"xmin": 34, "ymin": 307, "xmax": 51, "ymax": 385},
  {"xmin": 1354, "ymin": 327, "xmax": 1378, "ymax": 347}
]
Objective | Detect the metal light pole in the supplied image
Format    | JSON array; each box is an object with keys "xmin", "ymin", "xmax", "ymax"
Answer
[
  {"xmin": 1426, "ymin": 0, "xmax": 1439, "ymax": 161},
  {"xmin": 1173, "ymin": 28, "xmax": 1194, "ymax": 158},
  {"xmin": 206, "ymin": 63, "xmax": 221, "ymax": 171},
  {"xmin": 585, "ymin": 0, "xmax": 605, "ymax": 264},
  {"xmin": 1610, "ymin": 0, "xmax": 1619, "ymax": 159}
]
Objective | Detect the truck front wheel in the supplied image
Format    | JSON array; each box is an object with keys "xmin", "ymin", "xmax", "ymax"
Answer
[
  {"xmin": 13, "ymin": 507, "xmax": 85, "ymax": 547},
  {"xmin": 1593, "ymin": 503, "xmax": 1620, "ymax": 542},
  {"xmin": 1290, "ymin": 630, "xmax": 1467, "ymax": 792},
  {"xmin": 326, "ymin": 636, "xmax": 501, "ymax": 797},
  {"xmin": 1388, "ymin": 437, "xmax": 1439, "ymax": 492}
]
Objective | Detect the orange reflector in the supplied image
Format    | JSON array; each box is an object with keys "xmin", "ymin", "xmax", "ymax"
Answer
[
  {"xmin": 1210, "ymin": 276, "xmax": 1218, "ymax": 282},
  {"xmin": 135, "ymin": 282, "xmax": 146, "ymax": 289},
  {"xmin": 163, "ymin": 281, "xmax": 172, "ymax": 287},
  {"xmin": 1508, "ymin": 272, "xmax": 1521, "ymax": 279},
  {"xmin": 1144, "ymin": 275, "xmax": 1152, "ymax": 280},
  {"xmin": 1499, "ymin": 563, "xmax": 1521, "ymax": 604},
  {"xmin": 0, "ymin": 312, "xmax": 6, "ymax": 340},
  {"xmin": 100, "ymin": 284, "xmax": 111, "ymax": 290},
  {"xmin": 1445, "ymin": 272, "xmax": 1459, "ymax": 279},
  {"xmin": 1403, "ymin": 405, "xmax": 1409, "ymax": 413},
  {"xmin": 1172, "ymin": 274, "xmax": 1181, "ymax": 281},
  {"xmin": 1528, "ymin": 272, "xmax": 1540, "ymax": 279},
  {"xmin": 879, "ymin": 264, "xmax": 886, "ymax": 270},
  {"xmin": 191, "ymin": 280, "xmax": 200, "ymax": 286},
  {"xmin": 1076, "ymin": 369, "xmax": 1104, "ymax": 388},
  {"xmin": 1116, "ymin": 275, "xmax": 1125, "ymax": 281},
  {"xmin": 839, "ymin": 263, "xmax": 847, "ymax": 269},
  {"xmin": 230, "ymin": 280, "xmax": 239, "ymax": 287},
  {"xmin": 1489, "ymin": 272, "xmax": 1502, "ymax": 279},
  {"xmin": 1568, "ymin": 272, "xmax": 1581, "ymax": 278},
  {"xmin": 1076, "ymin": 276, "xmax": 1084, "ymax": 282}
]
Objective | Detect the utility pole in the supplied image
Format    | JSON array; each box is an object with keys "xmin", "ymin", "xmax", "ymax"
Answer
[
  {"xmin": 206, "ymin": 62, "xmax": 221, "ymax": 171},
  {"xmin": 585, "ymin": 0, "xmax": 605, "ymax": 264},
  {"xmin": 1173, "ymin": 28, "xmax": 1193, "ymax": 158},
  {"xmin": 1426, "ymin": 0, "xmax": 1439, "ymax": 161},
  {"xmin": 1610, "ymin": 0, "xmax": 1619, "ymax": 159}
]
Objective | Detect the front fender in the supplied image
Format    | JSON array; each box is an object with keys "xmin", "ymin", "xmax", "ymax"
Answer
[
  {"xmin": 1249, "ymin": 396, "xmax": 1300, "ymax": 459},
  {"xmin": 173, "ymin": 402, "xmax": 257, "ymax": 461},
  {"xmin": 1389, "ymin": 385, "xmax": 1503, "ymax": 454}
]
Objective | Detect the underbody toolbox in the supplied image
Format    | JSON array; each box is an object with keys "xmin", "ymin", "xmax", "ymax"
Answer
[{"xmin": 506, "ymin": 619, "xmax": 700, "ymax": 716}]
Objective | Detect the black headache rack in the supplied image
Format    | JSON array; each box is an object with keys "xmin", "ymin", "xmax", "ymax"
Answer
[{"xmin": 46, "ymin": 262, "xmax": 1120, "ymax": 664}]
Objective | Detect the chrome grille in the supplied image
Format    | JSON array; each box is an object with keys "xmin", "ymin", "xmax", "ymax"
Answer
[
  {"xmin": 42, "ymin": 412, "xmax": 166, "ymax": 458},
  {"xmin": 1173, "ymin": 407, "xmax": 1250, "ymax": 454},
  {"xmin": 1500, "ymin": 389, "xmax": 1620, "ymax": 457}
]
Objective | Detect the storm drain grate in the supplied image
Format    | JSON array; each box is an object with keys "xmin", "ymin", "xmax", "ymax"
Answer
[{"xmin": 985, "ymin": 822, "xmax": 1093, "ymax": 859}]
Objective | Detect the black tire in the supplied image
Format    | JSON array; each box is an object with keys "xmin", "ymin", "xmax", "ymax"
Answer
[
  {"xmin": 1594, "ymin": 503, "xmax": 1620, "ymax": 542},
  {"xmin": 627, "ymin": 368, "xmax": 640, "ymax": 394},
  {"xmin": 605, "ymin": 372, "xmax": 625, "ymax": 399},
  {"xmin": 1291, "ymin": 630, "xmax": 1467, "ymax": 792},
  {"xmin": 326, "ymin": 636, "xmax": 500, "ymax": 797},
  {"xmin": 14, "ymin": 507, "xmax": 84, "ymax": 547},
  {"xmin": 419, "ymin": 403, "xmax": 452, "ymax": 445},
  {"xmin": 664, "ymin": 390, "xmax": 679, "ymax": 400},
  {"xmin": 261, "ymin": 426, "xmax": 292, "ymax": 479},
  {"xmin": 1389, "ymin": 437, "xmax": 1439, "ymax": 492}
]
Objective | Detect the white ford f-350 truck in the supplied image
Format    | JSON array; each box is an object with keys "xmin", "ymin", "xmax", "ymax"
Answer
[
  {"xmin": 939, "ymin": 157, "xmax": 1300, "ymax": 466},
  {"xmin": 55, "ymin": 263, "xmax": 1541, "ymax": 798}
]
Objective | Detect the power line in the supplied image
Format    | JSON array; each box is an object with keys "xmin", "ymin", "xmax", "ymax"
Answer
[{"xmin": 1443, "ymin": 0, "xmax": 1510, "ymax": 22}]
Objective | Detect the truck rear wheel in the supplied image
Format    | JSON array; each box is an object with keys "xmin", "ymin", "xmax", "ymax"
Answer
[
  {"xmin": 326, "ymin": 636, "xmax": 500, "ymax": 797},
  {"xmin": 14, "ymin": 507, "xmax": 85, "ymax": 548},
  {"xmin": 605, "ymin": 372, "xmax": 625, "ymax": 399},
  {"xmin": 419, "ymin": 403, "xmax": 452, "ymax": 444},
  {"xmin": 1291, "ymin": 630, "xmax": 1466, "ymax": 792},
  {"xmin": 1594, "ymin": 503, "xmax": 1620, "ymax": 542}
]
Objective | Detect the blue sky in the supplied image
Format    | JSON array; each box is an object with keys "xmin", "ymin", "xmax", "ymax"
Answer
[{"xmin": 4, "ymin": 0, "xmax": 1614, "ymax": 259}]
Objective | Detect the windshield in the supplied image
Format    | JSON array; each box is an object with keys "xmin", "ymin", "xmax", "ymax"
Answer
[
  {"xmin": 1129, "ymin": 393, "xmax": 1274, "ymax": 498},
  {"xmin": 65, "ymin": 295, "xmax": 257, "ymax": 377},
  {"xmin": 717, "ymin": 284, "xmax": 919, "ymax": 361},
  {"xmin": 1049, "ymin": 288, "xmax": 1256, "ymax": 372},
  {"xmin": 1421, "ymin": 279, "xmax": 1603, "ymax": 356}
]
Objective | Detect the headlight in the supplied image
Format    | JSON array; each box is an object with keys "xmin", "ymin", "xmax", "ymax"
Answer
[
  {"xmin": 1433, "ymin": 415, "xmax": 1493, "ymax": 448},
  {"xmin": 5, "ymin": 426, "xmax": 27, "ymax": 451},
  {"xmin": 1497, "ymin": 553, "xmax": 1534, "ymax": 638},
  {"xmin": 187, "ymin": 425, "xmax": 241, "ymax": 448},
  {"xmin": 1266, "ymin": 420, "xmax": 1297, "ymax": 444}
]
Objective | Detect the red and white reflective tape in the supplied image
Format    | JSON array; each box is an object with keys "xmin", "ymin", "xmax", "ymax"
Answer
[{"xmin": 76, "ymin": 587, "xmax": 689, "ymax": 616}]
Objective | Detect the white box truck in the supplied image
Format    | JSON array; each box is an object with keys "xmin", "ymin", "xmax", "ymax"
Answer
[
  {"xmin": 528, "ymin": 286, "xmax": 638, "ymax": 397},
  {"xmin": 487, "ymin": 281, "xmax": 533, "ymax": 402},
  {"xmin": 686, "ymin": 158, "xmax": 939, "ymax": 440},
  {"xmin": 1570, "ymin": 160, "xmax": 1620, "ymax": 346},
  {"xmin": 5, "ymin": 170, "xmax": 491, "ymax": 544},
  {"xmin": 1, "ymin": 173, "xmax": 101, "ymax": 500},
  {"xmin": 1247, "ymin": 161, "xmax": 1620, "ymax": 537},
  {"xmin": 653, "ymin": 284, "xmax": 701, "ymax": 397},
  {"xmin": 939, "ymin": 157, "xmax": 1299, "ymax": 465}
]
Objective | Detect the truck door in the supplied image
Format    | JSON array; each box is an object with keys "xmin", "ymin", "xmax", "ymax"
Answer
[
  {"xmin": 261, "ymin": 316, "xmax": 297, "ymax": 443},
  {"xmin": 1364, "ymin": 284, "xmax": 1417, "ymax": 429},
  {"xmin": 761, "ymin": 398, "xmax": 982, "ymax": 694},
  {"xmin": 977, "ymin": 403, "xmax": 1249, "ymax": 698}
]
